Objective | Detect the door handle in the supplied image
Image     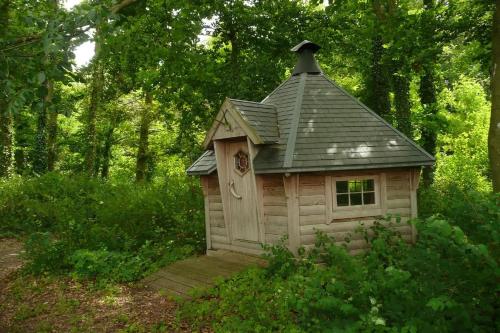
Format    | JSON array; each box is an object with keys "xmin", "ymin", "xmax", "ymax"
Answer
[{"xmin": 229, "ymin": 180, "xmax": 242, "ymax": 199}]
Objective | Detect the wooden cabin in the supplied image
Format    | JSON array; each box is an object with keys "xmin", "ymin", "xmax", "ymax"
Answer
[{"xmin": 187, "ymin": 41, "xmax": 434, "ymax": 255}]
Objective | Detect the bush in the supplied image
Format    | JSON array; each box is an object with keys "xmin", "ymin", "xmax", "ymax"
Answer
[
  {"xmin": 0, "ymin": 173, "xmax": 205, "ymax": 282},
  {"xmin": 181, "ymin": 217, "xmax": 499, "ymax": 332}
]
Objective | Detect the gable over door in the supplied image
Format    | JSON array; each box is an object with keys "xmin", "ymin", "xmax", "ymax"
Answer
[{"xmin": 224, "ymin": 141, "xmax": 260, "ymax": 243}]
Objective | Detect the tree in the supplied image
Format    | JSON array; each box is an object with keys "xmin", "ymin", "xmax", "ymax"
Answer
[
  {"xmin": 489, "ymin": 0, "xmax": 500, "ymax": 192},
  {"xmin": 0, "ymin": 0, "xmax": 12, "ymax": 177}
]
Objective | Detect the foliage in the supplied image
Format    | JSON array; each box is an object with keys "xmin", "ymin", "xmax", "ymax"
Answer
[
  {"xmin": 181, "ymin": 217, "xmax": 499, "ymax": 332},
  {"xmin": 0, "ymin": 172, "xmax": 205, "ymax": 282}
]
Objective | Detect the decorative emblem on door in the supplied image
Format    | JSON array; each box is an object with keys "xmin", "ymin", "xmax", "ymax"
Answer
[{"xmin": 234, "ymin": 150, "xmax": 249, "ymax": 175}]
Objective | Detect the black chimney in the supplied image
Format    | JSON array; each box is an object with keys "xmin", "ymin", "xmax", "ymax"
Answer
[{"xmin": 291, "ymin": 40, "xmax": 322, "ymax": 76}]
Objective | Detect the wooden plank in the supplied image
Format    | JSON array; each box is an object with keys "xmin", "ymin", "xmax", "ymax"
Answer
[
  {"xmin": 209, "ymin": 202, "xmax": 223, "ymax": 211},
  {"xmin": 208, "ymin": 195, "xmax": 222, "ymax": 203},
  {"xmin": 214, "ymin": 141, "xmax": 232, "ymax": 243},
  {"xmin": 332, "ymin": 208, "xmax": 382, "ymax": 220},
  {"xmin": 299, "ymin": 175, "xmax": 325, "ymax": 185},
  {"xmin": 210, "ymin": 218, "xmax": 225, "ymax": 228},
  {"xmin": 202, "ymin": 177, "xmax": 212, "ymax": 251},
  {"xmin": 263, "ymin": 205, "xmax": 288, "ymax": 216},
  {"xmin": 265, "ymin": 223, "xmax": 288, "ymax": 236},
  {"xmin": 299, "ymin": 204, "xmax": 326, "ymax": 216},
  {"xmin": 264, "ymin": 215, "xmax": 288, "ymax": 226},
  {"xmin": 210, "ymin": 226, "xmax": 227, "ymax": 236},
  {"xmin": 284, "ymin": 174, "xmax": 300, "ymax": 253},
  {"xmin": 386, "ymin": 207, "xmax": 411, "ymax": 216},
  {"xmin": 263, "ymin": 196, "xmax": 287, "ymax": 205},
  {"xmin": 380, "ymin": 172, "xmax": 387, "ymax": 216},
  {"xmin": 325, "ymin": 176, "xmax": 333, "ymax": 224},
  {"xmin": 300, "ymin": 214, "xmax": 327, "ymax": 226},
  {"xmin": 299, "ymin": 185, "xmax": 325, "ymax": 196},
  {"xmin": 211, "ymin": 234, "xmax": 229, "ymax": 244},
  {"xmin": 209, "ymin": 211, "xmax": 224, "ymax": 220},
  {"xmin": 387, "ymin": 198, "xmax": 411, "ymax": 209},
  {"xmin": 299, "ymin": 194, "xmax": 326, "ymax": 206},
  {"xmin": 409, "ymin": 168, "xmax": 420, "ymax": 243},
  {"xmin": 155, "ymin": 270, "xmax": 206, "ymax": 288}
]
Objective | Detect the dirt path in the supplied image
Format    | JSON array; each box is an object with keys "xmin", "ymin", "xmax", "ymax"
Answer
[
  {"xmin": 0, "ymin": 238, "xmax": 23, "ymax": 280},
  {"xmin": 0, "ymin": 239, "xmax": 210, "ymax": 332}
]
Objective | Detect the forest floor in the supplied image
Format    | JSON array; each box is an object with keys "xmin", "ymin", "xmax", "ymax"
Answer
[{"xmin": 0, "ymin": 238, "xmax": 210, "ymax": 333}]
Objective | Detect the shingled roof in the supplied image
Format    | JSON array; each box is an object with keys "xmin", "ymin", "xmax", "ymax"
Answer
[{"xmin": 187, "ymin": 41, "xmax": 434, "ymax": 175}]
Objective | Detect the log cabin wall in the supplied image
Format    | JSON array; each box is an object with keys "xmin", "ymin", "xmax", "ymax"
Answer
[
  {"xmin": 260, "ymin": 175, "xmax": 289, "ymax": 245},
  {"xmin": 201, "ymin": 174, "xmax": 229, "ymax": 250},
  {"xmin": 296, "ymin": 168, "xmax": 417, "ymax": 253}
]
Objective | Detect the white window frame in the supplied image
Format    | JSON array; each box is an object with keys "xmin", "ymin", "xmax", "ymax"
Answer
[{"xmin": 328, "ymin": 175, "xmax": 382, "ymax": 220}]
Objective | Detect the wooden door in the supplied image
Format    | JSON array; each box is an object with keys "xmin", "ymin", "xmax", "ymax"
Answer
[{"xmin": 226, "ymin": 141, "xmax": 259, "ymax": 243}]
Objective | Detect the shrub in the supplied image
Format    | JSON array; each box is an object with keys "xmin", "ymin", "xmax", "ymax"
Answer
[
  {"xmin": 0, "ymin": 173, "xmax": 205, "ymax": 282},
  {"xmin": 181, "ymin": 217, "xmax": 499, "ymax": 332}
]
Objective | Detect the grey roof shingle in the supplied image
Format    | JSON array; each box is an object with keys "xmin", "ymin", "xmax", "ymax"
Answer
[
  {"xmin": 188, "ymin": 72, "xmax": 434, "ymax": 175},
  {"xmin": 228, "ymin": 99, "xmax": 279, "ymax": 144},
  {"xmin": 186, "ymin": 150, "xmax": 216, "ymax": 175},
  {"xmin": 252, "ymin": 73, "xmax": 434, "ymax": 173}
]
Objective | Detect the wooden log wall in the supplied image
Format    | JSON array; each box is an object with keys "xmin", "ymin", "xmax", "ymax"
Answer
[
  {"xmin": 205, "ymin": 174, "xmax": 229, "ymax": 246},
  {"xmin": 261, "ymin": 175, "xmax": 289, "ymax": 245},
  {"xmin": 297, "ymin": 170, "xmax": 415, "ymax": 253}
]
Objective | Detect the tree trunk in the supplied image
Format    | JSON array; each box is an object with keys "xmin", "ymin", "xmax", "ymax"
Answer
[
  {"xmin": 0, "ymin": 101, "xmax": 11, "ymax": 177},
  {"xmin": 489, "ymin": 0, "xmax": 500, "ymax": 192},
  {"xmin": 33, "ymin": 80, "xmax": 53, "ymax": 174},
  {"xmin": 135, "ymin": 93, "xmax": 152, "ymax": 182},
  {"xmin": 0, "ymin": 0, "xmax": 11, "ymax": 177},
  {"xmin": 100, "ymin": 125, "xmax": 114, "ymax": 179},
  {"xmin": 229, "ymin": 24, "xmax": 240, "ymax": 97},
  {"xmin": 420, "ymin": 67, "xmax": 438, "ymax": 186},
  {"xmin": 84, "ymin": 28, "xmax": 103, "ymax": 177},
  {"xmin": 418, "ymin": 0, "xmax": 439, "ymax": 186},
  {"xmin": 368, "ymin": 1, "xmax": 391, "ymax": 119},
  {"xmin": 47, "ymin": 102, "xmax": 58, "ymax": 171},
  {"xmin": 393, "ymin": 71, "xmax": 412, "ymax": 137},
  {"xmin": 13, "ymin": 109, "xmax": 28, "ymax": 174}
]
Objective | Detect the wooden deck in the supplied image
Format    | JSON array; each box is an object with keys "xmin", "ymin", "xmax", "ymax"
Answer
[{"xmin": 142, "ymin": 250, "xmax": 266, "ymax": 298}]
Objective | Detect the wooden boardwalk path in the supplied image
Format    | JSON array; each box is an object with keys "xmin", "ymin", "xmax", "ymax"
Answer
[{"xmin": 142, "ymin": 250, "xmax": 266, "ymax": 298}]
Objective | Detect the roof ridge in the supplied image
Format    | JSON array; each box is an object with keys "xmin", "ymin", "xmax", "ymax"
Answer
[
  {"xmin": 261, "ymin": 76, "xmax": 294, "ymax": 104},
  {"xmin": 283, "ymin": 73, "xmax": 307, "ymax": 168},
  {"xmin": 229, "ymin": 98, "xmax": 274, "ymax": 106},
  {"xmin": 319, "ymin": 74, "xmax": 435, "ymax": 161}
]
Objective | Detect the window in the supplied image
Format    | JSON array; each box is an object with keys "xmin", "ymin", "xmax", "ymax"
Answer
[
  {"xmin": 234, "ymin": 151, "xmax": 249, "ymax": 174},
  {"xmin": 336, "ymin": 179, "xmax": 375, "ymax": 207}
]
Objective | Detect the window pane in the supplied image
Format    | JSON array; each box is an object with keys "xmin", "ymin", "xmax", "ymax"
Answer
[
  {"xmin": 350, "ymin": 193, "xmax": 362, "ymax": 205},
  {"xmin": 363, "ymin": 179, "xmax": 374, "ymax": 191},
  {"xmin": 363, "ymin": 192, "xmax": 375, "ymax": 205},
  {"xmin": 349, "ymin": 180, "xmax": 362, "ymax": 193},
  {"xmin": 336, "ymin": 181, "xmax": 348, "ymax": 193},
  {"xmin": 337, "ymin": 194, "xmax": 349, "ymax": 206}
]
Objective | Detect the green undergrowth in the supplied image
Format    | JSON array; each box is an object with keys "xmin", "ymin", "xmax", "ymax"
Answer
[
  {"xmin": 180, "ymin": 215, "xmax": 499, "ymax": 332},
  {"xmin": 0, "ymin": 173, "xmax": 205, "ymax": 283}
]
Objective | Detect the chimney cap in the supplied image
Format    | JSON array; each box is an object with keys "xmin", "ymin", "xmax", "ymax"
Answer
[{"xmin": 291, "ymin": 40, "xmax": 321, "ymax": 53}]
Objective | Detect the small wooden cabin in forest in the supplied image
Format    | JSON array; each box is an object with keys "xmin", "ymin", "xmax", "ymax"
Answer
[{"xmin": 187, "ymin": 41, "xmax": 434, "ymax": 255}]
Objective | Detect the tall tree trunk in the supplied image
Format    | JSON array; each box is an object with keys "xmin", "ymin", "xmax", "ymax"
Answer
[
  {"xmin": 33, "ymin": 80, "xmax": 53, "ymax": 174},
  {"xmin": 229, "ymin": 25, "xmax": 240, "ymax": 97},
  {"xmin": 135, "ymin": 93, "xmax": 152, "ymax": 182},
  {"xmin": 0, "ymin": 0, "xmax": 11, "ymax": 177},
  {"xmin": 100, "ymin": 125, "xmax": 114, "ymax": 179},
  {"xmin": 393, "ymin": 70, "xmax": 412, "ymax": 137},
  {"xmin": 419, "ymin": 0, "xmax": 439, "ymax": 186},
  {"xmin": 47, "ymin": 103, "xmax": 58, "ymax": 171},
  {"xmin": 489, "ymin": 0, "xmax": 500, "ymax": 192},
  {"xmin": 13, "ymin": 109, "xmax": 28, "ymax": 174},
  {"xmin": 368, "ymin": 1, "xmax": 391, "ymax": 118},
  {"xmin": 0, "ymin": 100, "xmax": 11, "ymax": 177},
  {"xmin": 420, "ymin": 66, "xmax": 438, "ymax": 186},
  {"xmin": 84, "ymin": 28, "xmax": 103, "ymax": 176}
]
